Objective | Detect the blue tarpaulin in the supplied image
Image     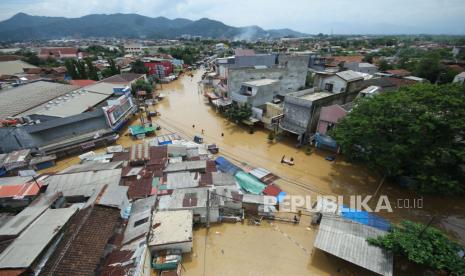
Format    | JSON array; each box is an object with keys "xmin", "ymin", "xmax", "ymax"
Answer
[
  {"xmin": 315, "ymin": 133, "xmax": 338, "ymax": 150},
  {"xmin": 215, "ymin": 156, "xmax": 240, "ymax": 175},
  {"xmin": 340, "ymin": 205, "xmax": 391, "ymax": 232}
]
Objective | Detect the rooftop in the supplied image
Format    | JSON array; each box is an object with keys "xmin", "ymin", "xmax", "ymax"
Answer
[
  {"xmin": 102, "ymin": 73, "xmax": 145, "ymax": 84},
  {"xmin": 287, "ymin": 89, "xmax": 333, "ymax": 102},
  {"xmin": 123, "ymin": 196, "xmax": 156, "ymax": 245},
  {"xmin": 164, "ymin": 160, "xmax": 207, "ymax": 173},
  {"xmin": 242, "ymin": 79, "xmax": 278, "ymax": 87},
  {"xmin": 336, "ymin": 70, "xmax": 365, "ymax": 82},
  {"xmin": 166, "ymin": 172, "xmax": 200, "ymax": 189},
  {"xmin": 0, "ymin": 207, "xmax": 77, "ymax": 269},
  {"xmin": 314, "ymin": 215, "xmax": 393, "ymax": 276},
  {"xmin": 148, "ymin": 210, "xmax": 193, "ymax": 247},
  {"xmin": 0, "ymin": 60, "xmax": 37, "ymax": 76},
  {"xmin": 0, "ymin": 81, "xmax": 79, "ymax": 120}
]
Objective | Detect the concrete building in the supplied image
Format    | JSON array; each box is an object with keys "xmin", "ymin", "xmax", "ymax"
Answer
[
  {"xmin": 124, "ymin": 43, "xmax": 143, "ymax": 55},
  {"xmin": 280, "ymin": 86, "xmax": 360, "ymax": 143},
  {"xmin": 230, "ymin": 79, "xmax": 279, "ymax": 107},
  {"xmin": 316, "ymin": 103, "xmax": 353, "ymax": 135},
  {"xmin": 148, "ymin": 210, "xmax": 193, "ymax": 253},
  {"xmin": 314, "ymin": 70, "xmax": 364, "ymax": 94},
  {"xmin": 226, "ymin": 54, "xmax": 309, "ymax": 98},
  {"xmin": 344, "ymin": 62, "xmax": 378, "ymax": 75}
]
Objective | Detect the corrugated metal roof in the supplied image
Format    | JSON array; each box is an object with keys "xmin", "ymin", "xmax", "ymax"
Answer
[
  {"xmin": 0, "ymin": 207, "xmax": 77, "ymax": 269},
  {"xmin": 123, "ymin": 196, "xmax": 156, "ymax": 245},
  {"xmin": 336, "ymin": 70, "xmax": 364, "ymax": 82},
  {"xmin": 44, "ymin": 169, "xmax": 122, "ymax": 198},
  {"xmin": 0, "ymin": 81, "xmax": 79, "ymax": 120},
  {"xmin": 314, "ymin": 215, "xmax": 393, "ymax": 276},
  {"xmin": 0, "ymin": 192, "xmax": 61, "ymax": 237},
  {"xmin": 164, "ymin": 160, "xmax": 207, "ymax": 173},
  {"xmin": 166, "ymin": 172, "xmax": 199, "ymax": 189},
  {"xmin": 211, "ymin": 172, "xmax": 236, "ymax": 186},
  {"xmin": 59, "ymin": 161, "xmax": 123, "ymax": 174}
]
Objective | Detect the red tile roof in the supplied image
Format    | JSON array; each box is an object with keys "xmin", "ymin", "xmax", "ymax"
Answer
[
  {"xmin": 40, "ymin": 205, "xmax": 120, "ymax": 276},
  {"xmin": 69, "ymin": 79, "xmax": 97, "ymax": 87}
]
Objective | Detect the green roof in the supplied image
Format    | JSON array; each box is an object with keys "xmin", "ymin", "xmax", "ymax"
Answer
[{"xmin": 235, "ymin": 171, "xmax": 266, "ymax": 195}]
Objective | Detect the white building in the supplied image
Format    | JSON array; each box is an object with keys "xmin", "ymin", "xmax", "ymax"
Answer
[
  {"xmin": 124, "ymin": 43, "xmax": 143, "ymax": 55},
  {"xmin": 148, "ymin": 210, "xmax": 193, "ymax": 253}
]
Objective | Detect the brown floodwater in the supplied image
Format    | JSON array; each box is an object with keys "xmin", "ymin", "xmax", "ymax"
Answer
[{"xmin": 40, "ymin": 70, "xmax": 465, "ymax": 276}]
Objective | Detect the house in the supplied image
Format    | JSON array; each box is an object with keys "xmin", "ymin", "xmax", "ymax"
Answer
[
  {"xmin": 314, "ymin": 70, "xmax": 364, "ymax": 94},
  {"xmin": 102, "ymin": 73, "xmax": 146, "ymax": 86},
  {"xmin": 148, "ymin": 210, "xmax": 193, "ymax": 254},
  {"xmin": 453, "ymin": 72, "xmax": 465, "ymax": 84},
  {"xmin": 0, "ymin": 207, "xmax": 78, "ymax": 275},
  {"xmin": 0, "ymin": 176, "xmax": 43, "ymax": 209},
  {"xmin": 69, "ymin": 79, "xmax": 97, "ymax": 87},
  {"xmin": 314, "ymin": 214, "xmax": 393, "ymax": 276},
  {"xmin": 157, "ymin": 187, "xmax": 219, "ymax": 223},
  {"xmin": 124, "ymin": 43, "xmax": 144, "ymax": 55},
  {"xmin": 316, "ymin": 103, "xmax": 353, "ymax": 135},
  {"xmin": 280, "ymin": 89, "xmax": 355, "ymax": 143},
  {"xmin": 344, "ymin": 62, "xmax": 378, "ymax": 75},
  {"xmin": 143, "ymin": 58, "xmax": 174, "ymax": 78},
  {"xmin": 385, "ymin": 69, "xmax": 411, "ymax": 77},
  {"xmin": 360, "ymin": 77, "xmax": 416, "ymax": 92},
  {"xmin": 225, "ymin": 54, "xmax": 308, "ymax": 98},
  {"xmin": 38, "ymin": 47, "xmax": 79, "ymax": 59},
  {"xmin": 325, "ymin": 55, "xmax": 364, "ymax": 68},
  {"xmin": 230, "ymin": 79, "xmax": 279, "ymax": 107},
  {"xmin": 0, "ymin": 149, "xmax": 32, "ymax": 176}
]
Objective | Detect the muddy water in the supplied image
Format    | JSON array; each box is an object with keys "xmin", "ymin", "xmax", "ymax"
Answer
[
  {"xmin": 151, "ymin": 70, "xmax": 465, "ymax": 275},
  {"xmin": 39, "ymin": 70, "xmax": 465, "ymax": 275}
]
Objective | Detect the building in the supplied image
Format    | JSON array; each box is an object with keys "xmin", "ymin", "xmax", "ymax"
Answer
[
  {"xmin": 157, "ymin": 187, "xmax": 219, "ymax": 223},
  {"xmin": 226, "ymin": 54, "xmax": 309, "ymax": 98},
  {"xmin": 344, "ymin": 62, "xmax": 378, "ymax": 75},
  {"xmin": 280, "ymin": 88, "xmax": 358, "ymax": 143},
  {"xmin": 453, "ymin": 72, "xmax": 465, "ymax": 84},
  {"xmin": 385, "ymin": 69, "xmax": 411, "ymax": 77},
  {"xmin": 316, "ymin": 103, "xmax": 353, "ymax": 135},
  {"xmin": 0, "ymin": 207, "xmax": 78, "ymax": 275},
  {"xmin": 148, "ymin": 210, "xmax": 193, "ymax": 254},
  {"xmin": 38, "ymin": 47, "xmax": 79, "ymax": 59},
  {"xmin": 124, "ymin": 44, "xmax": 143, "ymax": 55},
  {"xmin": 360, "ymin": 77, "xmax": 416, "ymax": 92},
  {"xmin": 0, "ymin": 60, "xmax": 37, "ymax": 76},
  {"xmin": 102, "ymin": 72, "xmax": 146, "ymax": 86},
  {"xmin": 314, "ymin": 70, "xmax": 365, "ymax": 94},
  {"xmin": 230, "ymin": 79, "xmax": 279, "ymax": 107},
  {"xmin": 314, "ymin": 215, "xmax": 393, "ymax": 276},
  {"xmin": 0, "ymin": 81, "xmax": 79, "ymax": 120}
]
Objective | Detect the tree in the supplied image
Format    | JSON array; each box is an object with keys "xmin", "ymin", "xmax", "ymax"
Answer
[
  {"xmin": 224, "ymin": 103, "xmax": 252, "ymax": 122},
  {"xmin": 368, "ymin": 220, "xmax": 465, "ymax": 275},
  {"xmin": 131, "ymin": 79, "xmax": 153, "ymax": 95},
  {"xmin": 378, "ymin": 59, "xmax": 393, "ymax": 71},
  {"xmin": 130, "ymin": 60, "xmax": 148, "ymax": 74},
  {"xmin": 101, "ymin": 58, "xmax": 119, "ymax": 78},
  {"xmin": 64, "ymin": 59, "xmax": 79, "ymax": 79},
  {"xmin": 85, "ymin": 58, "xmax": 99, "ymax": 81},
  {"xmin": 330, "ymin": 83, "xmax": 465, "ymax": 194}
]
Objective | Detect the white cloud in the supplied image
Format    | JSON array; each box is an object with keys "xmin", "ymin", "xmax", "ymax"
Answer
[{"xmin": 0, "ymin": 0, "xmax": 464, "ymax": 34}]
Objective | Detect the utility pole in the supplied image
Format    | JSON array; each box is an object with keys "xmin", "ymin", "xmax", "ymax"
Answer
[
  {"xmin": 31, "ymin": 175, "xmax": 41, "ymax": 190},
  {"xmin": 206, "ymin": 189, "xmax": 210, "ymax": 228},
  {"xmin": 418, "ymin": 216, "xmax": 435, "ymax": 238}
]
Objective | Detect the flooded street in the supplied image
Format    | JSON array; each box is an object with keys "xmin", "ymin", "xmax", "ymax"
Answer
[{"xmin": 39, "ymin": 70, "xmax": 465, "ymax": 276}]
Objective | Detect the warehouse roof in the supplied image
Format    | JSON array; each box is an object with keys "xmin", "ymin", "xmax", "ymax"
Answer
[
  {"xmin": 0, "ymin": 60, "xmax": 37, "ymax": 76},
  {"xmin": 0, "ymin": 207, "xmax": 77, "ymax": 269},
  {"xmin": 148, "ymin": 210, "xmax": 193, "ymax": 247},
  {"xmin": 0, "ymin": 81, "xmax": 79, "ymax": 120},
  {"xmin": 314, "ymin": 215, "xmax": 393, "ymax": 276}
]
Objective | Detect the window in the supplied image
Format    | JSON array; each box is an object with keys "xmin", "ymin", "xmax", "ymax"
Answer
[
  {"xmin": 325, "ymin": 83, "xmax": 334, "ymax": 92},
  {"xmin": 134, "ymin": 217, "xmax": 149, "ymax": 227}
]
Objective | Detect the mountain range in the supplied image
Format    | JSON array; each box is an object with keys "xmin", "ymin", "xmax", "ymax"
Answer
[{"xmin": 0, "ymin": 13, "xmax": 308, "ymax": 41}]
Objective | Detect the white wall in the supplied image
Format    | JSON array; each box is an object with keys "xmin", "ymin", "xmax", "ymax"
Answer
[{"xmin": 320, "ymin": 75, "xmax": 347, "ymax": 93}]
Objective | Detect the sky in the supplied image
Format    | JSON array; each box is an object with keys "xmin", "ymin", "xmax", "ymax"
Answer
[{"xmin": 1, "ymin": 0, "xmax": 465, "ymax": 34}]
